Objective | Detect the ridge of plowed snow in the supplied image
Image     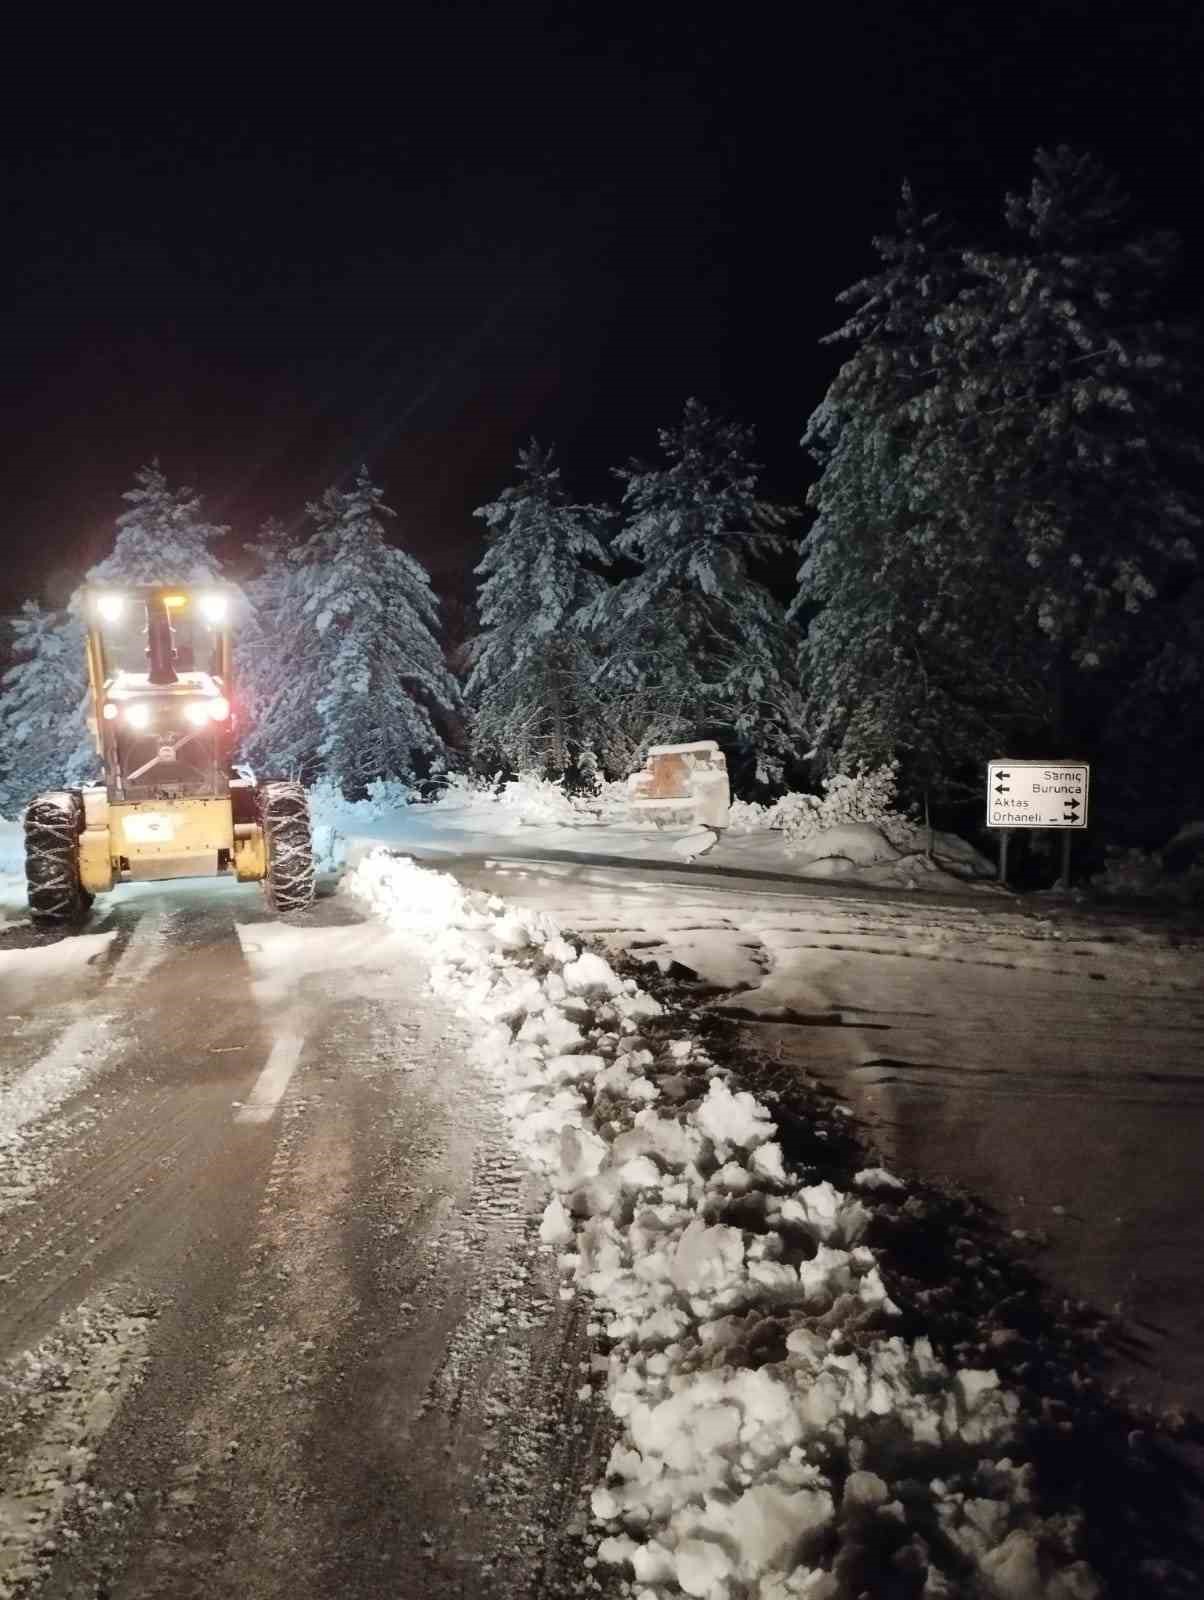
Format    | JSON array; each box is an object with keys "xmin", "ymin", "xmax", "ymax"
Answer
[{"xmin": 346, "ymin": 850, "xmax": 1101, "ymax": 1599}]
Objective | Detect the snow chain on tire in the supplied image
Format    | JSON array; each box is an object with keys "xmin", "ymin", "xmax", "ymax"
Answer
[
  {"xmin": 259, "ymin": 780, "xmax": 315, "ymax": 913},
  {"xmin": 25, "ymin": 790, "xmax": 90, "ymax": 924}
]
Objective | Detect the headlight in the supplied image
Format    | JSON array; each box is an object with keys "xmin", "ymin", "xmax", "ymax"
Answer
[
  {"xmin": 182, "ymin": 697, "xmax": 228, "ymax": 724},
  {"xmin": 96, "ymin": 593, "xmax": 125, "ymax": 623},
  {"xmin": 199, "ymin": 592, "xmax": 228, "ymax": 623},
  {"xmin": 125, "ymin": 703, "xmax": 151, "ymax": 729}
]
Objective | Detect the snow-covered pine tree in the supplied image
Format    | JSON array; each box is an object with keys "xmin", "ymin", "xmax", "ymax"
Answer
[
  {"xmin": 468, "ymin": 442, "xmax": 609, "ymax": 773},
  {"xmin": 588, "ymin": 399, "xmax": 797, "ymax": 779},
  {"xmin": 88, "ymin": 460, "xmax": 228, "ymax": 585},
  {"xmin": 941, "ymin": 146, "xmax": 1203, "ymax": 742},
  {"xmin": 0, "ymin": 603, "xmax": 94, "ymax": 816},
  {"xmin": 237, "ymin": 517, "xmax": 300, "ymax": 758},
  {"xmin": 796, "ymin": 184, "xmax": 1039, "ymax": 802},
  {"xmin": 249, "ymin": 468, "xmax": 459, "ymax": 791}
]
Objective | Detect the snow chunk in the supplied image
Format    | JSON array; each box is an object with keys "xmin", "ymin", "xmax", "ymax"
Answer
[
  {"xmin": 954, "ymin": 1368, "xmax": 1020, "ymax": 1445},
  {"xmin": 669, "ymin": 1220, "xmax": 746, "ymax": 1301},
  {"xmin": 957, "ymin": 1368, "xmax": 1001, "ymax": 1411},
  {"xmin": 491, "ymin": 911, "xmax": 536, "ymax": 950},
  {"xmin": 556, "ymin": 1124, "xmax": 609, "ymax": 1189},
  {"xmin": 540, "ymin": 1196, "xmax": 574, "ymax": 1245},
  {"xmin": 781, "ymin": 1182, "xmax": 869, "ymax": 1246},
  {"xmin": 562, "ymin": 951, "xmax": 623, "ymax": 997},
  {"xmin": 516, "ymin": 1007, "xmax": 585, "ymax": 1053},
  {"xmin": 676, "ymin": 1538, "xmax": 732, "ymax": 1595},
  {"xmin": 842, "ymin": 1470, "xmax": 890, "ymax": 1510},
  {"xmin": 545, "ymin": 1052, "xmax": 605, "ymax": 1084},
  {"xmin": 979, "ymin": 1530, "xmax": 1043, "ymax": 1598},
  {"xmin": 613, "ymin": 1110, "xmax": 704, "ymax": 1172},
  {"xmin": 750, "ymin": 1140, "xmax": 788, "ymax": 1185},
  {"xmin": 854, "ymin": 1166, "xmax": 905, "ymax": 1192},
  {"xmin": 693, "ymin": 1079, "xmax": 775, "ymax": 1152},
  {"xmin": 618, "ymin": 1155, "xmax": 662, "ymax": 1192},
  {"xmin": 684, "ymin": 1483, "xmax": 835, "ymax": 1577},
  {"xmin": 544, "ymin": 934, "xmax": 577, "ymax": 965}
]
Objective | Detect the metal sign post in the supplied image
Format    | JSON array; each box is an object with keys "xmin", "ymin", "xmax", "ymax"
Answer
[{"xmin": 985, "ymin": 760, "xmax": 1090, "ymax": 888}]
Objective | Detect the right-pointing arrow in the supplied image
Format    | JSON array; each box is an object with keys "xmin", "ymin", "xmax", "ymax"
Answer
[{"xmin": 1064, "ymin": 798, "xmax": 1081, "ymax": 816}]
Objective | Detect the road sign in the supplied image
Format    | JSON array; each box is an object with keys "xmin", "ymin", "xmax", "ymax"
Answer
[{"xmin": 986, "ymin": 760, "xmax": 1090, "ymax": 829}]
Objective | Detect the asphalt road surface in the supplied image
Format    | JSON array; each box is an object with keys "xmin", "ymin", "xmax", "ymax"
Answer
[{"xmin": 0, "ymin": 878, "xmax": 606, "ymax": 1600}]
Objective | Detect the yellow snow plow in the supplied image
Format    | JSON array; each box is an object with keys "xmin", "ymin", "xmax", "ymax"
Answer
[{"xmin": 23, "ymin": 584, "xmax": 314, "ymax": 923}]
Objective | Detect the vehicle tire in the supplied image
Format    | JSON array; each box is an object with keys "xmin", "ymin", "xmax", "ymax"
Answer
[
  {"xmin": 259, "ymin": 781, "xmax": 315, "ymax": 914},
  {"xmin": 25, "ymin": 790, "xmax": 90, "ymax": 924}
]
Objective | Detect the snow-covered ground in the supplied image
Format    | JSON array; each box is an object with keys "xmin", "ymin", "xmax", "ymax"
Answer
[
  {"xmin": 0, "ymin": 819, "xmax": 24, "ymax": 924},
  {"xmin": 345, "ymin": 849, "xmax": 1112, "ymax": 1598},
  {"xmin": 312, "ymin": 781, "xmax": 1003, "ymax": 898}
]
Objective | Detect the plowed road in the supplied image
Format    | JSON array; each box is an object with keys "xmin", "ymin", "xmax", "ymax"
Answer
[
  {"xmin": 4, "ymin": 855, "xmax": 1203, "ymax": 1599},
  {"xmin": 0, "ymin": 879, "xmax": 604, "ymax": 1600}
]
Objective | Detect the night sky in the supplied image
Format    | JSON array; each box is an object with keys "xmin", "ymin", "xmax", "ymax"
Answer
[{"xmin": 3, "ymin": 4, "xmax": 1202, "ymax": 623}]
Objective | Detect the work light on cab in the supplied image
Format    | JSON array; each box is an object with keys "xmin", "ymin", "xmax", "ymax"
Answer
[
  {"xmin": 184, "ymin": 697, "xmax": 231, "ymax": 725},
  {"xmin": 199, "ymin": 593, "xmax": 228, "ymax": 623},
  {"xmin": 96, "ymin": 593, "xmax": 125, "ymax": 623}
]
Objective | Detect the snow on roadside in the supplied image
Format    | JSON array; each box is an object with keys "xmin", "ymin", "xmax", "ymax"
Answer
[
  {"xmin": 0, "ymin": 817, "xmax": 26, "ymax": 922},
  {"xmin": 0, "ymin": 817, "xmax": 22, "ymax": 872},
  {"xmin": 345, "ymin": 850, "xmax": 1101, "ymax": 1599},
  {"xmin": 0, "ymin": 933, "xmax": 120, "ymax": 1200},
  {"xmin": 315, "ymin": 775, "xmax": 1003, "ymax": 898}
]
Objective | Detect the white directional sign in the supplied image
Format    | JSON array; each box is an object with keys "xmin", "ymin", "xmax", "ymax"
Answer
[{"xmin": 986, "ymin": 760, "xmax": 1090, "ymax": 829}]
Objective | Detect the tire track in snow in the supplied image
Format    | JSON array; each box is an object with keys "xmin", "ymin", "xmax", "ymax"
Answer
[
  {"xmin": 0, "ymin": 1294, "xmax": 155, "ymax": 1598},
  {"xmin": 0, "ymin": 909, "xmax": 175, "ymax": 1216},
  {"xmin": 0, "ymin": 1091, "xmax": 212, "ymax": 1355}
]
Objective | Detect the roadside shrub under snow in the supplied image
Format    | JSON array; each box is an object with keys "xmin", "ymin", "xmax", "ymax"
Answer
[
  {"xmin": 309, "ymin": 776, "xmax": 414, "ymax": 868},
  {"xmin": 434, "ymin": 770, "xmax": 631, "ymax": 826},
  {"xmin": 1090, "ymin": 838, "xmax": 1204, "ymax": 906},
  {"xmin": 729, "ymin": 764, "xmax": 911, "ymax": 847}
]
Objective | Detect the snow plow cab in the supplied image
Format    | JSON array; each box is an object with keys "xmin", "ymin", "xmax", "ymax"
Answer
[{"xmin": 23, "ymin": 584, "xmax": 314, "ymax": 923}]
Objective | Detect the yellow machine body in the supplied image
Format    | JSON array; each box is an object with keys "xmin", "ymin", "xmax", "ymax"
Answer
[
  {"xmin": 25, "ymin": 583, "xmax": 313, "ymax": 925},
  {"xmin": 74, "ymin": 583, "xmax": 269, "ymax": 894},
  {"xmin": 78, "ymin": 788, "xmax": 267, "ymax": 893}
]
